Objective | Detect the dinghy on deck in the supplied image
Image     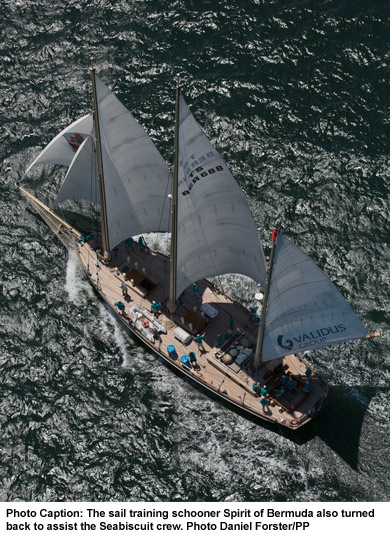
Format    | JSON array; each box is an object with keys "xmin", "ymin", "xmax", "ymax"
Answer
[{"xmin": 129, "ymin": 305, "xmax": 167, "ymax": 342}]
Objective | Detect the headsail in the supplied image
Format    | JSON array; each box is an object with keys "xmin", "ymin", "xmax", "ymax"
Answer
[
  {"xmin": 261, "ymin": 233, "xmax": 367, "ymax": 361},
  {"xmin": 25, "ymin": 114, "xmax": 93, "ymax": 174},
  {"xmin": 56, "ymin": 136, "xmax": 99, "ymax": 205},
  {"xmin": 175, "ymin": 93, "xmax": 266, "ymax": 299}
]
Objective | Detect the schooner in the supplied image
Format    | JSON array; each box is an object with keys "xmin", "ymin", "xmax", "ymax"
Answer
[{"xmin": 16, "ymin": 66, "xmax": 372, "ymax": 429}]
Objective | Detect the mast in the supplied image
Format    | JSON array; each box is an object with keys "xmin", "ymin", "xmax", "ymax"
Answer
[
  {"xmin": 254, "ymin": 225, "xmax": 278, "ymax": 367},
  {"xmin": 167, "ymin": 83, "xmax": 180, "ymax": 313},
  {"xmin": 90, "ymin": 63, "xmax": 110, "ymax": 259}
]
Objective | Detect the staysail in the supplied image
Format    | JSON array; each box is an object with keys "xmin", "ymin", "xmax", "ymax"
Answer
[
  {"xmin": 56, "ymin": 137, "xmax": 99, "ymax": 205},
  {"xmin": 175, "ymin": 93, "xmax": 266, "ymax": 298},
  {"xmin": 261, "ymin": 233, "xmax": 367, "ymax": 361}
]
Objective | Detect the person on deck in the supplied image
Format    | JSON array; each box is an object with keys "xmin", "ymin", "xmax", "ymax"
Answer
[
  {"xmin": 214, "ymin": 334, "xmax": 223, "ymax": 346},
  {"xmin": 120, "ymin": 282, "xmax": 128, "ymax": 298},
  {"xmin": 260, "ymin": 385, "xmax": 268, "ymax": 397},
  {"xmin": 189, "ymin": 351, "xmax": 196, "ymax": 364},
  {"xmin": 287, "ymin": 377, "xmax": 297, "ymax": 390},
  {"xmin": 194, "ymin": 332, "xmax": 206, "ymax": 352},
  {"xmin": 260, "ymin": 397, "xmax": 271, "ymax": 414},
  {"xmin": 281, "ymin": 374, "xmax": 289, "ymax": 388},
  {"xmin": 275, "ymin": 387, "xmax": 284, "ymax": 398},
  {"xmin": 150, "ymin": 301, "xmax": 161, "ymax": 317},
  {"xmin": 114, "ymin": 301, "xmax": 125, "ymax": 313}
]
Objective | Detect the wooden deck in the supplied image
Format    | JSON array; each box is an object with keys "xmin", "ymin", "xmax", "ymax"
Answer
[
  {"xmin": 17, "ymin": 185, "xmax": 329, "ymax": 429},
  {"xmin": 74, "ymin": 234, "xmax": 329, "ymax": 429}
]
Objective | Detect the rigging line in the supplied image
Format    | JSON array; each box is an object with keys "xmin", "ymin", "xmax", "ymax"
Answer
[{"xmin": 18, "ymin": 171, "xmax": 29, "ymax": 185}]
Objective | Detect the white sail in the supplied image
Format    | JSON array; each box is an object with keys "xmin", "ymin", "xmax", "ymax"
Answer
[
  {"xmin": 175, "ymin": 93, "xmax": 266, "ymax": 299},
  {"xmin": 56, "ymin": 136, "xmax": 99, "ymax": 205},
  {"xmin": 261, "ymin": 233, "xmax": 367, "ymax": 361},
  {"xmin": 94, "ymin": 76, "xmax": 172, "ymax": 250},
  {"xmin": 25, "ymin": 114, "xmax": 93, "ymax": 174}
]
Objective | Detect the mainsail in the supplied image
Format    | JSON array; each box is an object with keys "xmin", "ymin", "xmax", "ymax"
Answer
[
  {"xmin": 175, "ymin": 93, "xmax": 266, "ymax": 298},
  {"xmin": 261, "ymin": 233, "xmax": 367, "ymax": 361}
]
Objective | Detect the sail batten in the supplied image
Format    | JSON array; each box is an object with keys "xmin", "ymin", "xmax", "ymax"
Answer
[
  {"xmin": 262, "ymin": 233, "xmax": 367, "ymax": 361},
  {"xmin": 175, "ymin": 93, "xmax": 266, "ymax": 299}
]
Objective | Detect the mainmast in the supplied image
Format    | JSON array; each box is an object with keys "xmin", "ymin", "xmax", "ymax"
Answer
[
  {"xmin": 90, "ymin": 63, "xmax": 110, "ymax": 259},
  {"xmin": 254, "ymin": 225, "xmax": 278, "ymax": 367},
  {"xmin": 167, "ymin": 83, "xmax": 180, "ymax": 314}
]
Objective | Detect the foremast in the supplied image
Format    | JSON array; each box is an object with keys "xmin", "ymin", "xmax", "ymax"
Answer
[
  {"xmin": 90, "ymin": 63, "xmax": 110, "ymax": 259},
  {"xmin": 167, "ymin": 83, "xmax": 180, "ymax": 314},
  {"xmin": 254, "ymin": 225, "xmax": 279, "ymax": 367}
]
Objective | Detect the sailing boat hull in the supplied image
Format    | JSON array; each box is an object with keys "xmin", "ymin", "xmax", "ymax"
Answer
[{"xmin": 17, "ymin": 186, "xmax": 329, "ymax": 430}]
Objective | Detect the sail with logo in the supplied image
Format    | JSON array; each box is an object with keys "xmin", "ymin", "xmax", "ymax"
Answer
[{"xmin": 261, "ymin": 232, "xmax": 367, "ymax": 361}]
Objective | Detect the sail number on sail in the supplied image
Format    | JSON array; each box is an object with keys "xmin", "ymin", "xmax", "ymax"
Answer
[{"xmin": 179, "ymin": 151, "xmax": 225, "ymax": 196}]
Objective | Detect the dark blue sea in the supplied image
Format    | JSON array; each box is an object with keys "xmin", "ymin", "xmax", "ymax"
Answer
[{"xmin": 1, "ymin": 0, "xmax": 389, "ymax": 502}]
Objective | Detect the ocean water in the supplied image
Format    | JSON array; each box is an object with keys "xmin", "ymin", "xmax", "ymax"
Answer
[{"xmin": 1, "ymin": 0, "xmax": 389, "ymax": 502}]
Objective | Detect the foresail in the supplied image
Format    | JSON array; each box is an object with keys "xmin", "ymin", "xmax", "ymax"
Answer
[
  {"xmin": 56, "ymin": 137, "xmax": 99, "ymax": 205},
  {"xmin": 25, "ymin": 114, "xmax": 93, "ymax": 174},
  {"xmin": 95, "ymin": 76, "xmax": 171, "ymax": 250},
  {"xmin": 175, "ymin": 93, "xmax": 266, "ymax": 299},
  {"xmin": 261, "ymin": 233, "xmax": 367, "ymax": 361}
]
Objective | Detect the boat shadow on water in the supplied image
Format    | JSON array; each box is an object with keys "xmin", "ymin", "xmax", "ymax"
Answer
[
  {"xmin": 181, "ymin": 377, "xmax": 386, "ymax": 471},
  {"xmin": 307, "ymin": 385, "xmax": 388, "ymax": 471}
]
